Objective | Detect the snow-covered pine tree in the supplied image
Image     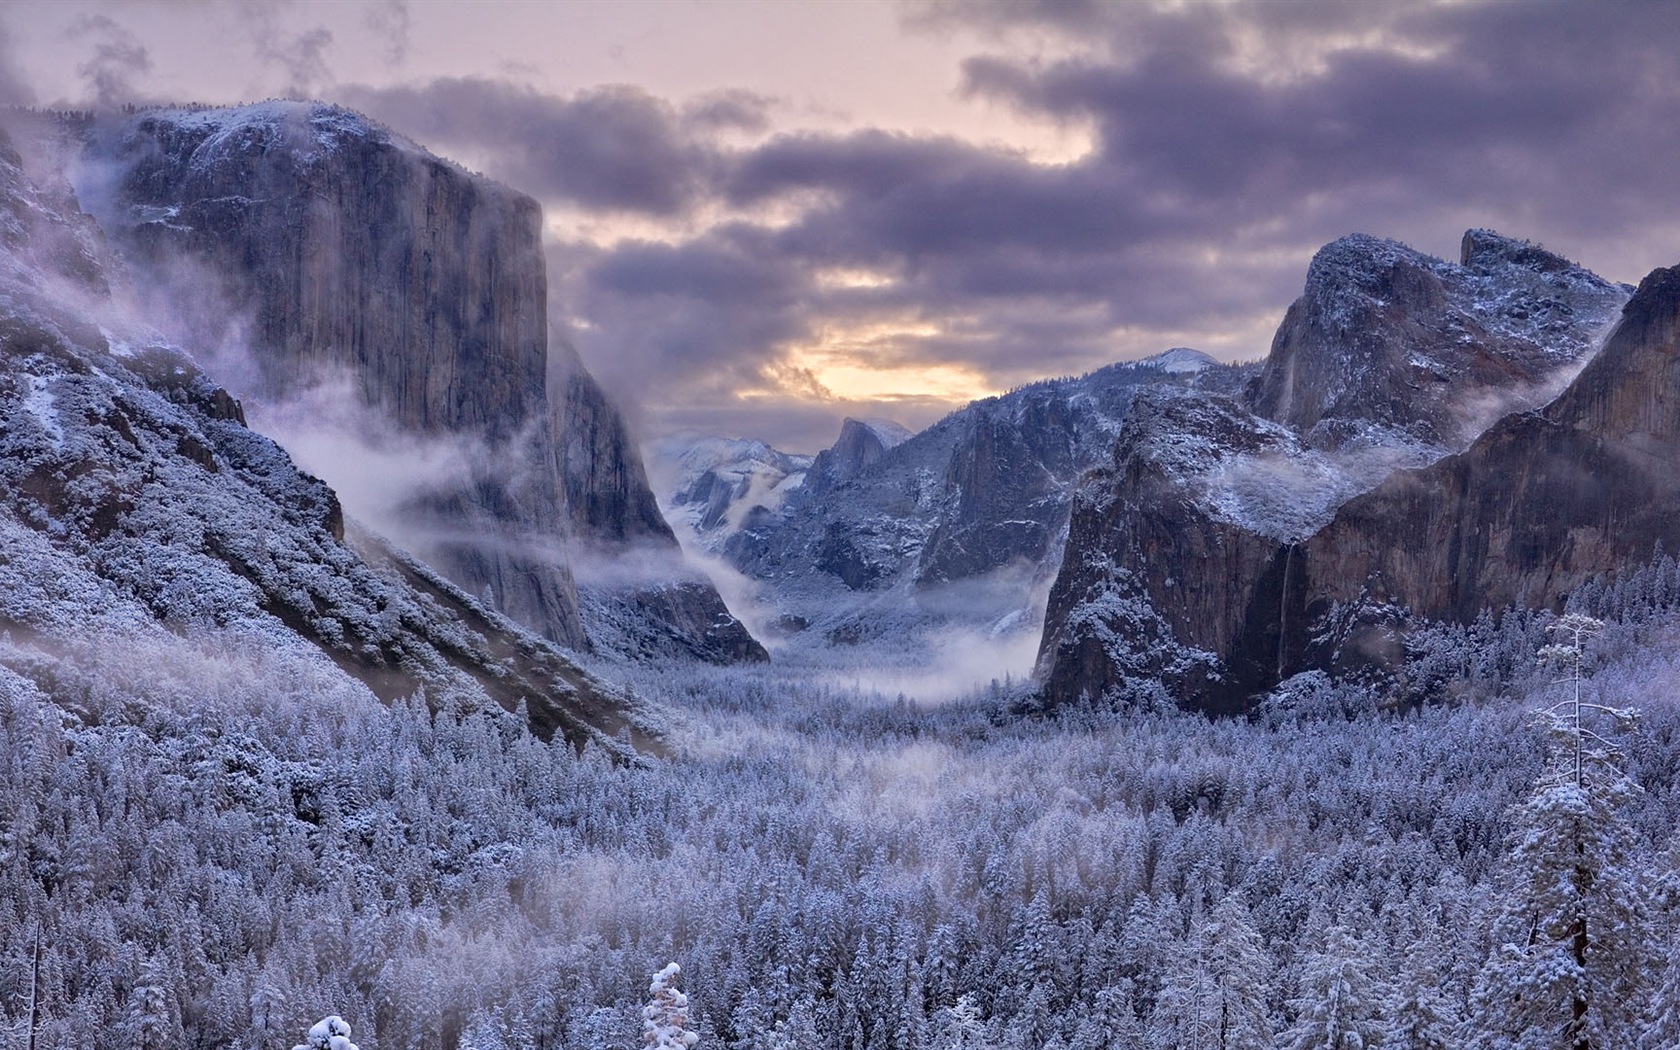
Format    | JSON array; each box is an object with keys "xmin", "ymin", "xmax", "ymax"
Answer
[
  {"xmin": 1468, "ymin": 613, "xmax": 1655, "ymax": 1049},
  {"xmin": 1280, "ymin": 924, "xmax": 1385, "ymax": 1050},
  {"xmin": 645, "ymin": 963, "xmax": 700, "ymax": 1050},
  {"xmin": 939, "ymin": 994, "xmax": 987, "ymax": 1050},
  {"xmin": 291, "ymin": 1015, "xmax": 361, "ymax": 1050},
  {"xmin": 1148, "ymin": 894, "xmax": 1273, "ymax": 1050},
  {"xmin": 1384, "ymin": 939, "xmax": 1459, "ymax": 1050}
]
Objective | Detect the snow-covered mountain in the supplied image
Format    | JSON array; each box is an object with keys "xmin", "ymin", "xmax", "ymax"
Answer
[
  {"xmin": 0, "ymin": 119, "xmax": 645, "ymax": 747},
  {"xmin": 1038, "ymin": 230, "xmax": 1639, "ymax": 712},
  {"xmin": 651, "ymin": 349, "xmax": 1253, "ymax": 667},
  {"xmin": 654, "ymin": 435, "xmax": 814, "ymax": 540},
  {"xmin": 68, "ymin": 101, "xmax": 763, "ymax": 665}
]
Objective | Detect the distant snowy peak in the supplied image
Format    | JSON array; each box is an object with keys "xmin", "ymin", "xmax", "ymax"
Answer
[
  {"xmin": 653, "ymin": 434, "xmax": 811, "ymax": 544},
  {"xmin": 663, "ymin": 435, "xmax": 812, "ymax": 481},
  {"xmin": 1131, "ymin": 347, "xmax": 1218, "ymax": 374},
  {"xmin": 812, "ymin": 416, "xmax": 913, "ymax": 482}
]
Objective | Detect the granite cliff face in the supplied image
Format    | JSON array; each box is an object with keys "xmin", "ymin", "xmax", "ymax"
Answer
[
  {"xmin": 1039, "ymin": 231, "xmax": 1635, "ymax": 711},
  {"xmin": 84, "ymin": 104, "xmax": 547, "ymax": 436},
  {"xmin": 553, "ymin": 349, "xmax": 673, "ymax": 544},
  {"xmin": 76, "ymin": 102, "xmax": 760, "ymax": 664},
  {"xmin": 1250, "ymin": 230, "xmax": 1627, "ymax": 447},
  {"xmin": 808, "ymin": 417, "xmax": 913, "ymax": 487},
  {"xmin": 0, "ymin": 124, "xmax": 643, "ymax": 748},
  {"xmin": 1295, "ymin": 264, "xmax": 1680, "ymax": 634}
]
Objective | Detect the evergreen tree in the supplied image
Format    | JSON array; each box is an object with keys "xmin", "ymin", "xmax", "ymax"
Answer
[
  {"xmin": 645, "ymin": 963, "xmax": 701, "ymax": 1050},
  {"xmin": 292, "ymin": 1015, "xmax": 361, "ymax": 1050},
  {"xmin": 1469, "ymin": 614, "xmax": 1654, "ymax": 1049},
  {"xmin": 1281, "ymin": 925, "xmax": 1385, "ymax": 1050},
  {"xmin": 940, "ymin": 995, "xmax": 986, "ymax": 1050},
  {"xmin": 1149, "ymin": 895, "xmax": 1273, "ymax": 1050},
  {"xmin": 1383, "ymin": 941, "xmax": 1458, "ymax": 1050}
]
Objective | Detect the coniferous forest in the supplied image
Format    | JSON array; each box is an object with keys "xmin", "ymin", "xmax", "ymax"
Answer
[{"xmin": 7, "ymin": 558, "xmax": 1680, "ymax": 1049}]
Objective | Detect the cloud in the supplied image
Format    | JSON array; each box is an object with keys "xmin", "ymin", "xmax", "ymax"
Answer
[
  {"xmin": 70, "ymin": 14, "xmax": 152, "ymax": 109},
  {"xmin": 0, "ymin": 15, "xmax": 33, "ymax": 108},
  {"xmin": 341, "ymin": 77, "xmax": 724, "ymax": 215},
  {"xmin": 364, "ymin": 0, "xmax": 412, "ymax": 66},
  {"xmin": 317, "ymin": 4, "xmax": 1680, "ymax": 454},
  {"xmin": 239, "ymin": 2, "xmax": 336, "ymax": 99}
]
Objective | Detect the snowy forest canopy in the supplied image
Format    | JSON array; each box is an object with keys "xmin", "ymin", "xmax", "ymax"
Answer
[{"xmin": 6, "ymin": 556, "xmax": 1680, "ymax": 1049}]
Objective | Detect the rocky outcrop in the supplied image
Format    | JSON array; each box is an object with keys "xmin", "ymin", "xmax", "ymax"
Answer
[
  {"xmin": 1037, "ymin": 391, "xmax": 1313, "ymax": 712},
  {"xmin": 1249, "ymin": 231, "xmax": 1628, "ymax": 447},
  {"xmin": 551, "ymin": 349, "xmax": 675, "ymax": 544},
  {"xmin": 917, "ymin": 394, "xmax": 1084, "ymax": 585},
  {"xmin": 810, "ymin": 417, "xmax": 912, "ymax": 486},
  {"xmin": 1039, "ymin": 231, "xmax": 1634, "ymax": 711},
  {"xmin": 77, "ymin": 102, "xmax": 761, "ymax": 663},
  {"xmin": 548, "ymin": 348, "xmax": 767, "ymax": 662}
]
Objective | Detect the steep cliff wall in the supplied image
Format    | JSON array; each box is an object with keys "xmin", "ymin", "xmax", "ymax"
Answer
[
  {"xmin": 0, "ymin": 124, "xmax": 641, "ymax": 747},
  {"xmin": 1295, "ymin": 264, "xmax": 1680, "ymax": 632},
  {"xmin": 87, "ymin": 103, "xmax": 548, "ymax": 436},
  {"xmin": 78, "ymin": 102, "xmax": 760, "ymax": 663},
  {"xmin": 550, "ymin": 346, "xmax": 675, "ymax": 544},
  {"xmin": 1039, "ymin": 231, "xmax": 1634, "ymax": 711}
]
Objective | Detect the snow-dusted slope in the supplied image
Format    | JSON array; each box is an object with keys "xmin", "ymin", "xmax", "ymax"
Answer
[
  {"xmin": 0, "ymin": 120, "xmax": 645, "ymax": 748},
  {"xmin": 654, "ymin": 435, "xmax": 813, "ymax": 539}
]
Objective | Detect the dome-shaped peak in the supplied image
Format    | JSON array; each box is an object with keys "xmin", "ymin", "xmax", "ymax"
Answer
[
  {"xmin": 1137, "ymin": 347, "xmax": 1218, "ymax": 373},
  {"xmin": 1301, "ymin": 233, "xmax": 1445, "ymax": 302}
]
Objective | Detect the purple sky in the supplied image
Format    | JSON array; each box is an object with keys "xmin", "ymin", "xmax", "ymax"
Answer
[{"xmin": 7, "ymin": 0, "xmax": 1680, "ymax": 452}]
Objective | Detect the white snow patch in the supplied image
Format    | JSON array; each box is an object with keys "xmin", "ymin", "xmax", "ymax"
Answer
[{"xmin": 22, "ymin": 374, "xmax": 63, "ymax": 447}]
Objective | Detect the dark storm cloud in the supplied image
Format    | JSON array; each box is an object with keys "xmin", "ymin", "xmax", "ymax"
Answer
[
  {"xmin": 554, "ymin": 230, "xmax": 815, "ymax": 394},
  {"xmin": 946, "ymin": 0, "xmax": 1680, "ymax": 238},
  {"xmin": 343, "ymin": 77, "xmax": 723, "ymax": 215},
  {"xmin": 331, "ymin": 2, "xmax": 1680, "ymax": 450}
]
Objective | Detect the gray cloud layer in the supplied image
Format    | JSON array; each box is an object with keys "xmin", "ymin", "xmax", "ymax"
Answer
[{"xmin": 22, "ymin": 1, "xmax": 1680, "ymax": 452}]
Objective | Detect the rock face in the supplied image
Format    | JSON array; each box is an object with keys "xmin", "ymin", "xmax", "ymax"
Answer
[
  {"xmin": 1296, "ymin": 264, "xmax": 1680, "ymax": 633},
  {"xmin": 810, "ymin": 417, "xmax": 912, "ymax": 485},
  {"xmin": 1250, "ymin": 231, "xmax": 1627, "ymax": 447},
  {"xmin": 86, "ymin": 104, "xmax": 548, "ymax": 437},
  {"xmin": 76, "ymin": 102, "xmax": 761, "ymax": 664},
  {"xmin": 553, "ymin": 350, "xmax": 674, "ymax": 545},
  {"xmin": 1039, "ymin": 232, "xmax": 1634, "ymax": 711},
  {"xmin": 0, "ymin": 123, "xmax": 643, "ymax": 748}
]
